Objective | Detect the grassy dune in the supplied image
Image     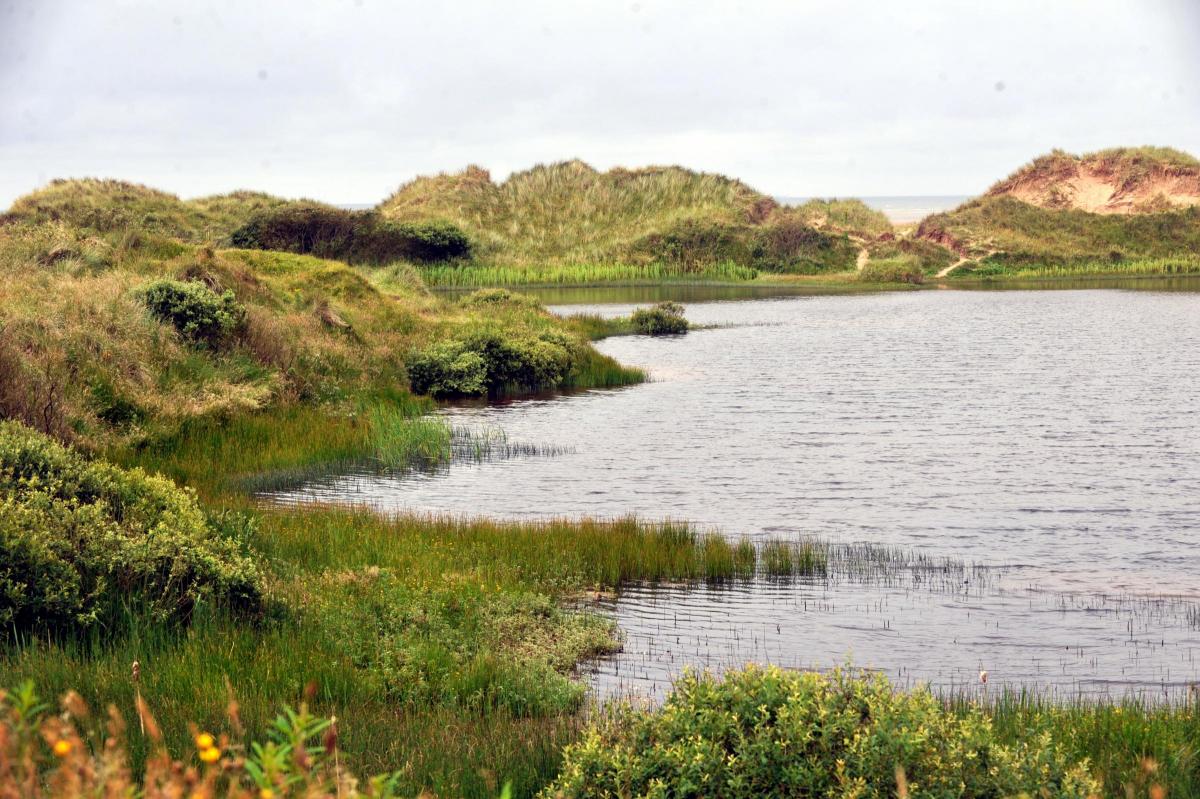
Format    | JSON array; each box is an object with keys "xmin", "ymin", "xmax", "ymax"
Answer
[
  {"xmin": 917, "ymin": 146, "xmax": 1200, "ymax": 280},
  {"xmin": 380, "ymin": 160, "xmax": 885, "ymax": 283},
  {"xmin": 0, "ymin": 188, "xmax": 640, "ymax": 452}
]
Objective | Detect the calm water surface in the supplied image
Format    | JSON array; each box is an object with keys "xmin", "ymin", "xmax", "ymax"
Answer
[{"xmin": 274, "ymin": 284, "xmax": 1200, "ymax": 700}]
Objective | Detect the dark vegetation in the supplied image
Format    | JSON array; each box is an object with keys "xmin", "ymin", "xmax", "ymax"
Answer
[
  {"xmin": 230, "ymin": 202, "xmax": 471, "ymax": 265},
  {"xmin": 632, "ymin": 216, "xmax": 860, "ymax": 275},
  {"xmin": 630, "ymin": 301, "xmax": 688, "ymax": 335}
]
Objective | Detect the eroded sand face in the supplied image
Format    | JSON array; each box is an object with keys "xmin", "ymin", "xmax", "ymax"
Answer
[{"xmin": 993, "ymin": 161, "xmax": 1200, "ymax": 214}]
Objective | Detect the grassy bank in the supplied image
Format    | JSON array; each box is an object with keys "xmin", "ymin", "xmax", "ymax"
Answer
[{"xmin": 0, "ymin": 413, "xmax": 828, "ymax": 797}]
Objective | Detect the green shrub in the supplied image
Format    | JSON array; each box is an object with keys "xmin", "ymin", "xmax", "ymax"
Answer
[
  {"xmin": 461, "ymin": 288, "xmax": 543, "ymax": 309},
  {"xmin": 407, "ymin": 329, "xmax": 578, "ymax": 398},
  {"xmin": 229, "ymin": 201, "xmax": 357, "ymax": 254},
  {"xmin": 637, "ymin": 218, "xmax": 858, "ymax": 275},
  {"xmin": 136, "ymin": 278, "xmax": 246, "ymax": 347},
  {"xmin": 405, "ymin": 341, "xmax": 488, "ymax": 398},
  {"xmin": 383, "ymin": 220, "xmax": 472, "ymax": 262},
  {"xmin": 458, "ymin": 328, "xmax": 575, "ymax": 392},
  {"xmin": 858, "ymin": 256, "xmax": 925, "ymax": 285},
  {"xmin": 230, "ymin": 203, "xmax": 471, "ymax": 264},
  {"xmin": 755, "ymin": 217, "xmax": 859, "ymax": 273},
  {"xmin": 545, "ymin": 665, "xmax": 1101, "ymax": 799},
  {"xmin": 868, "ymin": 237, "xmax": 958, "ymax": 275},
  {"xmin": 0, "ymin": 421, "xmax": 264, "ymax": 636},
  {"xmin": 630, "ymin": 302, "xmax": 688, "ymax": 335}
]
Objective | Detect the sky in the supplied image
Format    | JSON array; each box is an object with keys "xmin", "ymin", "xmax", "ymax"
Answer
[{"xmin": 1, "ymin": 0, "xmax": 1198, "ymax": 207}]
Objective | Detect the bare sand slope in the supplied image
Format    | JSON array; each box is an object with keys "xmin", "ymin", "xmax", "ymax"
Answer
[{"xmin": 986, "ymin": 148, "xmax": 1200, "ymax": 215}]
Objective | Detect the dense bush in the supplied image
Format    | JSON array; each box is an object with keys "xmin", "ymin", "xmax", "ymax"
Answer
[
  {"xmin": 858, "ymin": 256, "xmax": 926, "ymax": 285},
  {"xmin": 405, "ymin": 341, "xmax": 488, "ymax": 397},
  {"xmin": 0, "ymin": 421, "xmax": 264, "ymax": 635},
  {"xmin": 630, "ymin": 301, "xmax": 688, "ymax": 335},
  {"xmin": 137, "ymin": 278, "xmax": 246, "ymax": 347},
  {"xmin": 461, "ymin": 288, "xmax": 543, "ymax": 309},
  {"xmin": 230, "ymin": 203, "xmax": 471, "ymax": 264},
  {"xmin": 637, "ymin": 218, "xmax": 859, "ymax": 274},
  {"xmin": 407, "ymin": 329, "xmax": 579, "ymax": 398},
  {"xmin": 545, "ymin": 665, "xmax": 1101, "ymax": 798}
]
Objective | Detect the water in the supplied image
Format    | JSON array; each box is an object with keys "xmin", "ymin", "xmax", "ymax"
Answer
[{"xmin": 272, "ymin": 283, "xmax": 1200, "ymax": 701}]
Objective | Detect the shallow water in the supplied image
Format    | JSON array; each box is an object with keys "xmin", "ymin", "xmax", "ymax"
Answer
[{"xmin": 273, "ymin": 283, "xmax": 1200, "ymax": 700}]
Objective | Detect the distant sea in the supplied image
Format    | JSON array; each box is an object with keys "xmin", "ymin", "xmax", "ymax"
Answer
[{"xmin": 776, "ymin": 195, "xmax": 970, "ymax": 224}]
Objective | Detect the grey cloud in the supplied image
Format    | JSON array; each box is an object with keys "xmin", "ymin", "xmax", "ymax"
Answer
[{"xmin": 1, "ymin": 0, "xmax": 1197, "ymax": 205}]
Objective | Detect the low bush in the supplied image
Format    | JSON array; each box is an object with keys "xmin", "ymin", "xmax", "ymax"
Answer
[
  {"xmin": 635, "ymin": 218, "xmax": 858, "ymax": 274},
  {"xmin": 0, "ymin": 421, "xmax": 264, "ymax": 636},
  {"xmin": 461, "ymin": 288, "xmax": 543, "ymax": 309},
  {"xmin": 406, "ymin": 329, "xmax": 579, "ymax": 398},
  {"xmin": 858, "ymin": 256, "xmax": 925, "ymax": 285},
  {"xmin": 545, "ymin": 665, "xmax": 1101, "ymax": 798},
  {"xmin": 406, "ymin": 341, "xmax": 488, "ymax": 398},
  {"xmin": 137, "ymin": 278, "xmax": 246, "ymax": 347},
  {"xmin": 630, "ymin": 301, "xmax": 688, "ymax": 335},
  {"xmin": 230, "ymin": 203, "xmax": 471, "ymax": 264}
]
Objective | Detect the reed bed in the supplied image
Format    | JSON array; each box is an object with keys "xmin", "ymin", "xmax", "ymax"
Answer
[{"xmin": 418, "ymin": 260, "xmax": 759, "ymax": 288}]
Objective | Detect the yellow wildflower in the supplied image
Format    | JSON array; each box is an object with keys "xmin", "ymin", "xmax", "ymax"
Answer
[
  {"xmin": 195, "ymin": 732, "xmax": 215, "ymax": 750},
  {"xmin": 53, "ymin": 739, "xmax": 72, "ymax": 757},
  {"xmin": 198, "ymin": 746, "xmax": 221, "ymax": 764}
]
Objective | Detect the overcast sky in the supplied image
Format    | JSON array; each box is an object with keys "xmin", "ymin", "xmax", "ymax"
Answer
[{"xmin": 2, "ymin": 0, "xmax": 1198, "ymax": 207}]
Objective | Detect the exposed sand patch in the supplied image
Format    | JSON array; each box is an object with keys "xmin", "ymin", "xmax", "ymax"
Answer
[{"xmin": 990, "ymin": 157, "xmax": 1200, "ymax": 215}]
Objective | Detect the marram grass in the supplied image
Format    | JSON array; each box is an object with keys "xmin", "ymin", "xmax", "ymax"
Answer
[{"xmin": 418, "ymin": 260, "xmax": 759, "ymax": 288}]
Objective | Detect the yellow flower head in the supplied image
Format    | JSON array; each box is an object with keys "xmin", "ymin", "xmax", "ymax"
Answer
[
  {"xmin": 198, "ymin": 746, "xmax": 221, "ymax": 764},
  {"xmin": 52, "ymin": 739, "xmax": 72, "ymax": 758},
  {"xmin": 259, "ymin": 789, "xmax": 275, "ymax": 799},
  {"xmin": 195, "ymin": 732, "xmax": 215, "ymax": 750}
]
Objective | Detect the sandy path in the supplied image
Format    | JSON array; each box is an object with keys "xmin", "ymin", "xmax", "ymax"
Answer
[
  {"xmin": 856, "ymin": 247, "xmax": 869, "ymax": 270},
  {"xmin": 937, "ymin": 257, "xmax": 968, "ymax": 278},
  {"xmin": 937, "ymin": 249, "xmax": 997, "ymax": 279}
]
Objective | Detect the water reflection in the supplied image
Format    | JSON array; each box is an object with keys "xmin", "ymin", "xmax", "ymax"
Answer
[{"xmin": 273, "ymin": 284, "xmax": 1200, "ymax": 699}]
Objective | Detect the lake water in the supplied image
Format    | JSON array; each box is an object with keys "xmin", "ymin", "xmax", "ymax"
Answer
[{"xmin": 272, "ymin": 280, "xmax": 1200, "ymax": 701}]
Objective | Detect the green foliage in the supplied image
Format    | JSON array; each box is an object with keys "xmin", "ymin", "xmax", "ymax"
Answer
[
  {"xmin": 230, "ymin": 203, "xmax": 470, "ymax": 264},
  {"xmin": 406, "ymin": 341, "xmax": 489, "ymax": 397},
  {"xmin": 635, "ymin": 218, "xmax": 858, "ymax": 275},
  {"xmin": 545, "ymin": 665, "xmax": 1102, "ymax": 799},
  {"xmin": 857, "ymin": 256, "xmax": 925, "ymax": 285},
  {"xmin": 867, "ymin": 237, "xmax": 957, "ymax": 275},
  {"xmin": 630, "ymin": 302, "xmax": 688, "ymax": 335},
  {"xmin": 461, "ymin": 288, "xmax": 544, "ymax": 309},
  {"xmin": 315, "ymin": 570, "xmax": 615, "ymax": 716},
  {"xmin": 419, "ymin": 260, "xmax": 758, "ymax": 288},
  {"xmin": 407, "ymin": 328, "xmax": 584, "ymax": 398},
  {"xmin": 0, "ymin": 421, "xmax": 263, "ymax": 636},
  {"xmin": 137, "ymin": 278, "xmax": 246, "ymax": 347}
]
